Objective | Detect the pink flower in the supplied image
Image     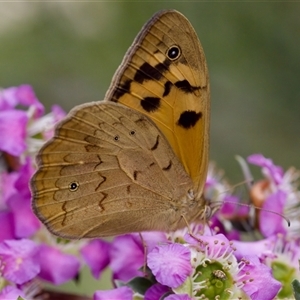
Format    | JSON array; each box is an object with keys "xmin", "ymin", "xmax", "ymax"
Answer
[
  {"xmin": 165, "ymin": 294, "xmax": 191, "ymax": 300},
  {"xmin": 4, "ymin": 158, "xmax": 40, "ymax": 238},
  {"xmin": 248, "ymin": 154, "xmax": 284, "ymax": 185},
  {"xmin": 93, "ymin": 286, "xmax": 133, "ymax": 300},
  {"xmin": 147, "ymin": 243, "xmax": 192, "ymax": 288},
  {"xmin": 144, "ymin": 283, "xmax": 170, "ymax": 300},
  {"xmin": 37, "ymin": 244, "xmax": 80, "ymax": 285},
  {"xmin": 0, "ymin": 110, "xmax": 28, "ymax": 156},
  {"xmin": 239, "ymin": 255, "xmax": 281, "ymax": 300},
  {"xmin": 0, "ymin": 286, "xmax": 25, "ymax": 300},
  {"xmin": 110, "ymin": 232, "xmax": 167, "ymax": 282},
  {"xmin": 80, "ymin": 239, "xmax": 110, "ymax": 279},
  {"xmin": 0, "ymin": 84, "xmax": 43, "ymax": 116},
  {"xmin": 0, "ymin": 239, "xmax": 40, "ymax": 284}
]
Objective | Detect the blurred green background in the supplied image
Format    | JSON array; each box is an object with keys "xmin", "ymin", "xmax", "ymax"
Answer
[{"xmin": 1, "ymin": 1, "xmax": 299, "ymax": 296}]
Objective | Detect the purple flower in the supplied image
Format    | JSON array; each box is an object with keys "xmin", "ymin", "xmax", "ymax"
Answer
[
  {"xmin": 30, "ymin": 104, "xmax": 66, "ymax": 143},
  {"xmin": 8, "ymin": 193, "xmax": 41, "ymax": 238},
  {"xmin": 37, "ymin": 244, "xmax": 80, "ymax": 285},
  {"xmin": 0, "ymin": 85, "xmax": 66, "ymax": 158},
  {"xmin": 14, "ymin": 84, "xmax": 44, "ymax": 117},
  {"xmin": 0, "ymin": 212, "xmax": 15, "ymax": 241},
  {"xmin": 248, "ymin": 154, "xmax": 284, "ymax": 185},
  {"xmin": 259, "ymin": 190, "xmax": 287, "ymax": 237},
  {"xmin": 0, "ymin": 286, "xmax": 25, "ymax": 300},
  {"xmin": 220, "ymin": 195, "xmax": 250, "ymax": 218},
  {"xmin": 0, "ymin": 84, "xmax": 44, "ymax": 116},
  {"xmin": 93, "ymin": 286, "xmax": 133, "ymax": 300},
  {"xmin": 0, "ymin": 110, "xmax": 28, "ymax": 156},
  {"xmin": 80, "ymin": 239, "xmax": 110, "ymax": 279},
  {"xmin": 183, "ymin": 233, "xmax": 281, "ymax": 299},
  {"xmin": 210, "ymin": 215, "xmax": 241, "ymax": 241},
  {"xmin": 246, "ymin": 154, "xmax": 299, "ymax": 237},
  {"xmin": 0, "ymin": 85, "xmax": 45, "ymax": 156},
  {"xmin": 144, "ymin": 283, "xmax": 170, "ymax": 300},
  {"xmin": 5, "ymin": 158, "xmax": 40, "ymax": 238},
  {"xmin": 0, "ymin": 239, "xmax": 40, "ymax": 284},
  {"xmin": 239, "ymin": 255, "xmax": 281, "ymax": 300},
  {"xmin": 165, "ymin": 294, "xmax": 191, "ymax": 300},
  {"xmin": 235, "ymin": 235, "xmax": 300, "ymax": 299},
  {"xmin": 147, "ymin": 243, "xmax": 192, "ymax": 288},
  {"xmin": 110, "ymin": 234, "xmax": 144, "ymax": 282},
  {"xmin": 110, "ymin": 232, "xmax": 166, "ymax": 282},
  {"xmin": 233, "ymin": 238, "xmax": 272, "ymax": 260}
]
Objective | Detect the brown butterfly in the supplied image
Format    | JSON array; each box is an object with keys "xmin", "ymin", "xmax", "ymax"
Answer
[{"xmin": 31, "ymin": 9, "xmax": 215, "ymax": 239}]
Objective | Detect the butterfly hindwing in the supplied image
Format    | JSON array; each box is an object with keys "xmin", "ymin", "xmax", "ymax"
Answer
[{"xmin": 31, "ymin": 102, "xmax": 193, "ymax": 238}]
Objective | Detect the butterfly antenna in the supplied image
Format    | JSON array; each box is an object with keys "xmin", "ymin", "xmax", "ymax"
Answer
[
  {"xmin": 221, "ymin": 200, "xmax": 291, "ymax": 227},
  {"xmin": 225, "ymin": 179, "xmax": 254, "ymax": 195}
]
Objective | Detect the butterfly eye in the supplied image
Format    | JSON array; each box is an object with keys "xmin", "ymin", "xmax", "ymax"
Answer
[
  {"xmin": 129, "ymin": 130, "xmax": 136, "ymax": 136},
  {"xmin": 114, "ymin": 135, "xmax": 120, "ymax": 141},
  {"xmin": 167, "ymin": 45, "xmax": 181, "ymax": 60},
  {"xmin": 69, "ymin": 181, "xmax": 79, "ymax": 192}
]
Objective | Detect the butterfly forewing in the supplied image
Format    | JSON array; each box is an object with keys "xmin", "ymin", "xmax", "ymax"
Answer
[{"xmin": 106, "ymin": 10, "xmax": 210, "ymax": 196}]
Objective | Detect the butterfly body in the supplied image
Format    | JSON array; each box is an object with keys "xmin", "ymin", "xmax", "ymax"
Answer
[{"xmin": 31, "ymin": 9, "xmax": 211, "ymax": 239}]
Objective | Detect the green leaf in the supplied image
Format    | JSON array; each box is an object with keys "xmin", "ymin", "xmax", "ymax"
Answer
[
  {"xmin": 127, "ymin": 276, "xmax": 153, "ymax": 295},
  {"xmin": 292, "ymin": 279, "xmax": 300, "ymax": 300}
]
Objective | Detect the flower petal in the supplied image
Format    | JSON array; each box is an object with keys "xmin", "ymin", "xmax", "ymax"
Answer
[
  {"xmin": 144, "ymin": 283, "xmax": 170, "ymax": 300},
  {"xmin": 240, "ymin": 255, "xmax": 281, "ymax": 300},
  {"xmin": 147, "ymin": 243, "xmax": 192, "ymax": 288},
  {"xmin": 15, "ymin": 84, "xmax": 44, "ymax": 117},
  {"xmin": 38, "ymin": 244, "xmax": 80, "ymax": 285},
  {"xmin": 0, "ymin": 286, "xmax": 25, "ymax": 300},
  {"xmin": 247, "ymin": 154, "xmax": 283, "ymax": 185},
  {"xmin": 93, "ymin": 287, "xmax": 133, "ymax": 300},
  {"xmin": 8, "ymin": 193, "xmax": 40, "ymax": 238},
  {"xmin": 0, "ymin": 211, "xmax": 15, "ymax": 242},
  {"xmin": 165, "ymin": 294, "xmax": 191, "ymax": 300},
  {"xmin": 80, "ymin": 239, "xmax": 110, "ymax": 279},
  {"xmin": 0, "ymin": 239, "xmax": 40, "ymax": 284},
  {"xmin": 260, "ymin": 190, "xmax": 287, "ymax": 237},
  {"xmin": 0, "ymin": 110, "xmax": 28, "ymax": 156},
  {"xmin": 110, "ymin": 234, "xmax": 144, "ymax": 281}
]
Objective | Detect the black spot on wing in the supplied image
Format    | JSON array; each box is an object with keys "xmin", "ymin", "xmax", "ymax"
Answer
[
  {"xmin": 141, "ymin": 97, "xmax": 160, "ymax": 112},
  {"xmin": 151, "ymin": 135, "xmax": 160, "ymax": 151},
  {"xmin": 134, "ymin": 63, "xmax": 161, "ymax": 83},
  {"xmin": 155, "ymin": 58, "xmax": 171, "ymax": 74},
  {"xmin": 175, "ymin": 80, "xmax": 201, "ymax": 94},
  {"xmin": 134, "ymin": 59, "xmax": 170, "ymax": 84},
  {"xmin": 126, "ymin": 185, "xmax": 131, "ymax": 194},
  {"xmin": 162, "ymin": 160, "xmax": 172, "ymax": 171},
  {"xmin": 112, "ymin": 79, "xmax": 132, "ymax": 101},
  {"xmin": 177, "ymin": 111, "xmax": 202, "ymax": 129},
  {"xmin": 163, "ymin": 81, "xmax": 172, "ymax": 97},
  {"xmin": 133, "ymin": 170, "xmax": 141, "ymax": 181}
]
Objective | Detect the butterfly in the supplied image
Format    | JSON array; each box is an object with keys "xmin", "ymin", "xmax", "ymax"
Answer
[{"xmin": 31, "ymin": 9, "xmax": 215, "ymax": 239}]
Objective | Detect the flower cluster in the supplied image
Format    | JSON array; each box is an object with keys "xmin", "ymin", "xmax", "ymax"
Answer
[{"xmin": 0, "ymin": 85, "xmax": 299, "ymax": 300}]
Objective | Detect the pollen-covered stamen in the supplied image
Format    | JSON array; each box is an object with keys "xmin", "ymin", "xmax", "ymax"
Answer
[
  {"xmin": 261, "ymin": 235, "xmax": 300, "ymax": 298},
  {"xmin": 188, "ymin": 236, "xmax": 244, "ymax": 299}
]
